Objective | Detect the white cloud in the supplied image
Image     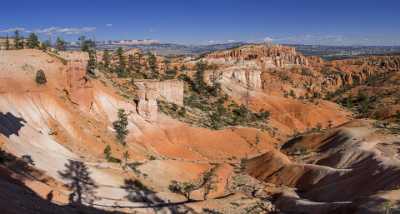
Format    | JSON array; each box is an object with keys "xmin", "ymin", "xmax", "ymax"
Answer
[
  {"xmin": 34, "ymin": 27, "xmax": 96, "ymax": 35},
  {"xmin": 0, "ymin": 27, "xmax": 26, "ymax": 33},
  {"xmin": 0, "ymin": 26, "xmax": 96, "ymax": 35},
  {"xmin": 207, "ymin": 39, "xmax": 237, "ymax": 44},
  {"xmin": 263, "ymin": 37, "xmax": 273, "ymax": 42},
  {"xmin": 106, "ymin": 24, "xmax": 113, "ymax": 27}
]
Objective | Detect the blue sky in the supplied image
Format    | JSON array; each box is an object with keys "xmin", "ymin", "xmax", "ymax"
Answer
[{"xmin": 1, "ymin": 0, "xmax": 399, "ymax": 45}]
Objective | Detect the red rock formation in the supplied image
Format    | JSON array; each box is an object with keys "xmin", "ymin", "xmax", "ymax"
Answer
[
  {"xmin": 65, "ymin": 60, "xmax": 94, "ymax": 110},
  {"xmin": 207, "ymin": 44, "xmax": 309, "ymax": 68}
]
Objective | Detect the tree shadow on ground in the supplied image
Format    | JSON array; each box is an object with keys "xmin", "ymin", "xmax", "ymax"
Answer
[
  {"xmin": 0, "ymin": 149, "xmax": 37, "ymax": 181},
  {"xmin": 58, "ymin": 160, "xmax": 98, "ymax": 206},
  {"xmin": 121, "ymin": 178, "xmax": 197, "ymax": 213},
  {"xmin": 0, "ymin": 112, "xmax": 26, "ymax": 138},
  {"xmin": 0, "ymin": 150, "xmax": 121, "ymax": 213}
]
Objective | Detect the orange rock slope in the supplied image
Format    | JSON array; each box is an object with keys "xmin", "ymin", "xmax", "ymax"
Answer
[{"xmin": 1, "ymin": 45, "xmax": 399, "ymax": 213}]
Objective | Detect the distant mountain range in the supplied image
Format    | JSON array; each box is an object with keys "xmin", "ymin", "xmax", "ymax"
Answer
[
  {"xmin": 287, "ymin": 44, "xmax": 400, "ymax": 60},
  {"xmin": 66, "ymin": 40, "xmax": 400, "ymax": 59},
  {"xmin": 67, "ymin": 41, "xmax": 248, "ymax": 56}
]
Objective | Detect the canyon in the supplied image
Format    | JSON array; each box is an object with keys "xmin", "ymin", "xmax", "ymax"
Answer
[{"xmin": 0, "ymin": 43, "xmax": 399, "ymax": 214}]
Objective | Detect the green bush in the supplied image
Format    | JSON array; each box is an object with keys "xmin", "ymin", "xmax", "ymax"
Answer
[{"xmin": 35, "ymin": 70, "xmax": 47, "ymax": 85}]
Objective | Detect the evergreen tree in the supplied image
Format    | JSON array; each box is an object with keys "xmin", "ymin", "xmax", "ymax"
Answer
[
  {"xmin": 5, "ymin": 35, "xmax": 10, "ymax": 50},
  {"xmin": 20, "ymin": 39, "xmax": 25, "ymax": 49},
  {"xmin": 168, "ymin": 180, "xmax": 198, "ymax": 201},
  {"xmin": 41, "ymin": 40, "xmax": 51, "ymax": 51},
  {"xmin": 116, "ymin": 47, "xmax": 126, "ymax": 68},
  {"xmin": 14, "ymin": 30, "xmax": 22, "ymax": 49},
  {"xmin": 128, "ymin": 54, "xmax": 134, "ymax": 71},
  {"xmin": 112, "ymin": 109, "xmax": 129, "ymax": 145},
  {"xmin": 147, "ymin": 52, "xmax": 158, "ymax": 78},
  {"xmin": 78, "ymin": 36, "xmax": 95, "ymax": 52},
  {"xmin": 122, "ymin": 151, "xmax": 130, "ymax": 169},
  {"xmin": 26, "ymin": 33, "xmax": 40, "ymax": 49},
  {"xmin": 123, "ymin": 151, "xmax": 129, "ymax": 163},
  {"xmin": 78, "ymin": 36, "xmax": 87, "ymax": 51},
  {"xmin": 86, "ymin": 50, "xmax": 97, "ymax": 76},
  {"xmin": 40, "ymin": 43, "xmax": 47, "ymax": 51},
  {"xmin": 56, "ymin": 37, "xmax": 66, "ymax": 51},
  {"xmin": 134, "ymin": 52, "xmax": 142, "ymax": 72},
  {"xmin": 148, "ymin": 52, "xmax": 157, "ymax": 71},
  {"xmin": 115, "ymin": 47, "xmax": 127, "ymax": 77},
  {"xmin": 194, "ymin": 60, "xmax": 208, "ymax": 93},
  {"xmin": 102, "ymin": 49, "xmax": 111, "ymax": 69}
]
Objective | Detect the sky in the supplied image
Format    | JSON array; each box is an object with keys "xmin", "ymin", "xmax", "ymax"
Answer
[{"xmin": 0, "ymin": 0, "xmax": 399, "ymax": 46}]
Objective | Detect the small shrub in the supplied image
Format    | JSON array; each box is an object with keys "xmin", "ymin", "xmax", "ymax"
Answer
[
  {"xmin": 103, "ymin": 145, "xmax": 121, "ymax": 163},
  {"xmin": 107, "ymin": 156, "xmax": 121, "ymax": 163},
  {"xmin": 104, "ymin": 145, "xmax": 111, "ymax": 160},
  {"xmin": 35, "ymin": 70, "xmax": 47, "ymax": 85}
]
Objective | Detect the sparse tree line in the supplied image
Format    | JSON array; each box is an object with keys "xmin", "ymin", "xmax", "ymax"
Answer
[
  {"xmin": 1, "ymin": 31, "xmax": 163, "ymax": 81},
  {"xmin": 2, "ymin": 30, "xmax": 66, "ymax": 51},
  {"xmin": 96, "ymin": 47, "xmax": 164, "ymax": 80}
]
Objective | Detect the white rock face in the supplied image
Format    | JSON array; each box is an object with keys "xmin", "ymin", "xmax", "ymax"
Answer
[
  {"xmin": 222, "ymin": 68, "xmax": 262, "ymax": 90},
  {"xmin": 206, "ymin": 65, "xmax": 262, "ymax": 93},
  {"xmin": 157, "ymin": 80, "xmax": 184, "ymax": 106},
  {"xmin": 133, "ymin": 80, "xmax": 184, "ymax": 121}
]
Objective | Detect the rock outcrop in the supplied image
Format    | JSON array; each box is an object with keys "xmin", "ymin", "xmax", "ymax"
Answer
[
  {"xmin": 65, "ymin": 61, "xmax": 94, "ymax": 110},
  {"xmin": 133, "ymin": 79, "xmax": 184, "ymax": 121},
  {"xmin": 318, "ymin": 55, "xmax": 400, "ymax": 93},
  {"xmin": 206, "ymin": 44, "xmax": 309, "ymax": 68},
  {"xmin": 209, "ymin": 68, "xmax": 262, "ymax": 90}
]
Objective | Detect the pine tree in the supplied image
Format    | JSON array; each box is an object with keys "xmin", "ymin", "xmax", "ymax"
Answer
[
  {"xmin": 115, "ymin": 47, "xmax": 127, "ymax": 77},
  {"xmin": 113, "ymin": 109, "xmax": 129, "ymax": 145},
  {"xmin": 78, "ymin": 36, "xmax": 95, "ymax": 52},
  {"xmin": 102, "ymin": 49, "xmax": 111, "ymax": 69},
  {"xmin": 40, "ymin": 40, "xmax": 51, "ymax": 51},
  {"xmin": 194, "ymin": 60, "xmax": 208, "ymax": 93},
  {"xmin": 56, "ymin": 37, "xmax": 66, "ymax": 51},
  {"xmin": 116, "ymin": 47, "xmax": 126, "ymax": 68},
  {"xmin": 123, "ymin": 151, "xmax": 129, "ymax": 162},
  {"xmin": 78, "ymin": 36, "xmax": 87, "ymax": 51},
  {"xmin": 20, "ymin": 39, "xmax": 25, "ymax": 49},
  {"xmin": 134, "ymin": 52, "xmax": 142, "ymax": 72},
  {"xmin": 128, "ymin": 54, "xmax": 134, "ymax": 71},
  {"xmin": 122, "ymin": 151, "xmax": 130, "ymax": 169},
  {"xmin": 148, "ymin": 52, "xmax": 157, "ymax": 71},
  {"xmin": 5, "ymin": 35, "xmax": 10, "ymax": 50},
  {"xmin": 14, "ymin": 30, "xmax": 21, "ymax": 49},
  {"xmin": 27, "ymin": 33, "xmax": 40, "ymax": 49},
  {"xmin": 86, "ymin": 50, "xmax": 97, "ymax": 76}
]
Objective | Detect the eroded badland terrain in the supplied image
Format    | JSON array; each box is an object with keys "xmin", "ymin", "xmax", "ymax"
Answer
[{"xmin": 0, "ymin": 43, "xmax": 400, "ymax": 214}]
